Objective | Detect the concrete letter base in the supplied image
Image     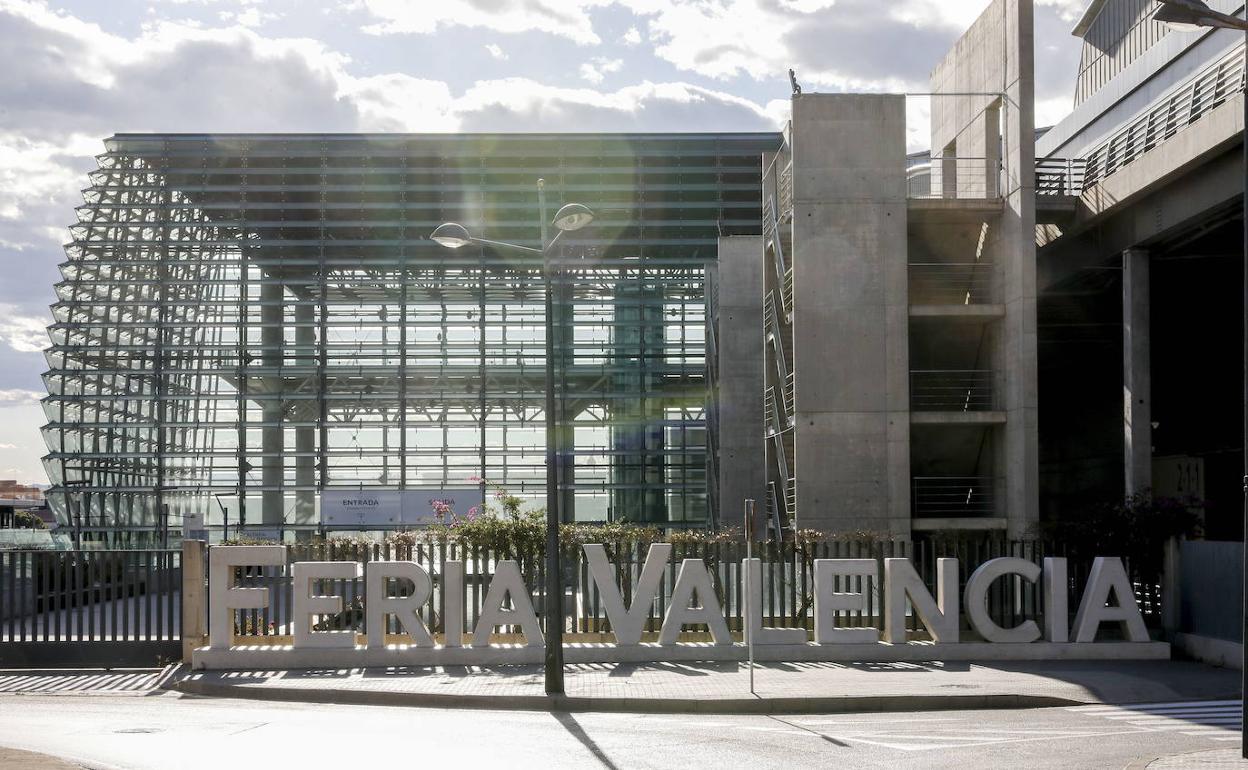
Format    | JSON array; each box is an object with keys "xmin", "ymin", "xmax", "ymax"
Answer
[{"xmin": 192, "ymin": 640, "xmax": 1169, "ymax": 669}]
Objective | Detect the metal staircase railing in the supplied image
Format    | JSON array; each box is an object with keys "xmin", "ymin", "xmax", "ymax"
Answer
[
  {"xmin": 783, "ymin": 370, "xmax": 795, "ymax": 419},
  {"xmin": 763, "ymin": 292, "xmax": 792, "ymax": 426},
  {"xmin": 766, "ymin": 189, "xmax": 793, "ymax": 319},
  {"xmin": 766, "ymin": 480, "xmax": 789, "ymax": 541}
]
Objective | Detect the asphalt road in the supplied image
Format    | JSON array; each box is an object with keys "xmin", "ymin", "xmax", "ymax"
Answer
[{"xmin": 0, "ymin": 693, "xmax": 1241, "ymax": 769}]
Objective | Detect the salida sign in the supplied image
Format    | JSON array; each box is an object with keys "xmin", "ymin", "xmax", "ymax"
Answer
[{"xmin": 199, "ymin": 544, "xmax": 1157, "ymax": 667}]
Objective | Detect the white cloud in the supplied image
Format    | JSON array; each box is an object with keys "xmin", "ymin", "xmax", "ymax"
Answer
[
  {"xmin": 0, "ymin": 389, "xmax": 41, "ymax": 406},
  {"xmin": 622, "ymin": 25, "xmax": 640, "ymax": 45},
  {"xmin": 338, "ymin": 74, "xmax": 458, "ymax": 132},
  {"xmin": 218, "ymin": 7, "xmax": 279, "ymax": 27},
  {"xmin": 0, "ymin": 133, "xmax": 98, "ymax": 234},
  {"xmin": 579, "ymin": 56, "xmax": 623, "ymax": 84},
  {"xmin": 360, "ymin": 0, "xmax": 610, "ymax": 45},
  {"xmin": 618, "ymin": 0, "xmax": 969, "ymax": 88},
  {"xmin": 485, "ymin": 43, "xmax": 507, "ymax": 60},
  {"xmin": 1036, "ymin": 0, "xmax": 1088, "ymax": 23},
  {"xmin": 455, "ymin": 78, "xmax": 780, "ymax": 132},
  {"xmin": 0, "ymin": 307, "xmax": 47, "ymax": 353}
]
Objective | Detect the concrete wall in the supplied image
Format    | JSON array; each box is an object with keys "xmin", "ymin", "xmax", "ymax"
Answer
[
  {"xmin": 715, "ymin": 236, "xmax": 767, "ymax": 531},
  {"xmin": 1180, "ymin": 539, "xmax": 1242, "ymax": 643},
  {"xmin": 929, "ymin": 0, "xmax": 1039, "ymax": 534},
  {"xmin": 789, "ymin": 93, "xmax": 910, "ymax": 535}
]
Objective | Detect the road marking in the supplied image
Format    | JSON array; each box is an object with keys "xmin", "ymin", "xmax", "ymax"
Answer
[
  {"xmin": 826, "ymin": 727, "xmax": 1145, "ymax": 753},
  {"xmin": 1066, "ymin": 700, "xmax": 1242, "ymax": 744}
]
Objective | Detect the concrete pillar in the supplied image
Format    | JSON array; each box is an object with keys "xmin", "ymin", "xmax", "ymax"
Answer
[
  {"xmin": 181, "ymin": 539, "xmax": 206, "ymax": 663},
  {"xmin": 789, "ymin": 93, "xmax": 911, "ymax": 535},
  {"xmin": 1123, "ymin": 247, "xmax": 1152, "ymax": 497},
  {"xmin": 715, "ymin": 236, "xmax": 766, "ymax": 531},
  {"xmin": 260, "ymin": 279, "xmax": 285, "ymax": 525},
  {"xmin": 940, "ymin": 143, "xmax": 957, "ymax": 199},
  {"xmin": 294, "ymin": 301, "xmax": 315, "ymax": 524}
]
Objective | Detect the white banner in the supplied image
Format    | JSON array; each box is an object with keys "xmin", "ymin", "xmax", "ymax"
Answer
[
  {"xmin": 401, "ymin": 488, "xmax": 484, "ymax": 525},
  {"xmin": 318, "ymin": 488, "xmax": 484, "ymax": 527},
  {"xmin": 319, "ymin": 490, "xmax": 402, "ymax": 526}
]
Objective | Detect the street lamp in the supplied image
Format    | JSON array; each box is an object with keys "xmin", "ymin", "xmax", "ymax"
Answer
[
  {"xmin": 431, "ymin": 180, "xmax": 594, "ymax": 696},
  {"xmin": 1150, "ymin": 0, "xmax": 1248, "ymax": 757}
]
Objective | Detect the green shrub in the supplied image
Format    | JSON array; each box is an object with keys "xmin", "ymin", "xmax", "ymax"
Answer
[{"xmin": 12, "ymin": 510, "xmax": 45, "ymax": 530}]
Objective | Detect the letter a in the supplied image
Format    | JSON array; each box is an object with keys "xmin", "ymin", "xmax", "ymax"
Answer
[{"xmin": 659, "ymin": 559, "xmax": 731, "ymax": 645}]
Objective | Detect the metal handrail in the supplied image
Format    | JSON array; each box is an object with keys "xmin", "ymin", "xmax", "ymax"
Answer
[
  {"xmin": 1079, "ymin": 44, "xmax": 1245, "ymax": 188},
  {"xmin": 1035, "ymin": 158, "xmax": 1086, "ymax": 196},
  {"xmin": 910, "ymin": 369, "xmax": 995, "ymax": 411},
  {"xmin": 912, "ymin": 475, "xmax": 998, "ymax": 518},
  {"xmin": 763, "ymin": 292, "xmax": 790, "ymax": 394},
  {"xmin": 908, "ymin": 157, "xmax": 1001, "ymax": 200},
  {"xmin": 908, "ymin": 262, "xmax": 995, "ymax": 305}
]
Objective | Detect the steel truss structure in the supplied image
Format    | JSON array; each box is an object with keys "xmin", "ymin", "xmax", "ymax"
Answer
[{"xmin": 42, "ymin": 133, "xmax": 780, "ymax": 545}]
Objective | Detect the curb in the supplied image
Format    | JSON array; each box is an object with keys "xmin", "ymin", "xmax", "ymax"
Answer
[{"xmin": 168, "ymin": 677, "xmax": 1081, "ymax": 715}]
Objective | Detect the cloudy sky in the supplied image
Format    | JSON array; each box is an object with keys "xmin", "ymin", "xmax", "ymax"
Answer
[{"xmin": 0, "ymin": 0, "xmax": 1088, "ymax": 485}]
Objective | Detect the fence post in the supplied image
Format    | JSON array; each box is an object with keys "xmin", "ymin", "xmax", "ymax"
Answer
[
  {"xmin": 1162, "ymin": 535, "xmax": 1182, "ymax": 638},
  {"xmin": 181, "ymin": 539, "xmax": 207, "ymax": 665}
]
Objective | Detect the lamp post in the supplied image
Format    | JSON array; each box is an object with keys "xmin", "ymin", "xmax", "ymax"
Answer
[
  {"xmin": 1150, "ymin": 0, "xmax": 1248, "ymax": 757},
  {"xmin": 432, "ymin": 185, "xmax": 594, "ymax": 696}
]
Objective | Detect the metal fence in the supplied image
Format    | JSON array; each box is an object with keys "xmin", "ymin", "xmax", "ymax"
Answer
[
  {"xmin": 204, "ymin": 537, "xmax": 1165, "ymax": 646},
  {"xmin": 0, "ymin": 549, "xmax": 182, "ymax": 666},
  {"xmin": 1179, "ymin": 539, "xmax": 1241, "ymax": 643}
]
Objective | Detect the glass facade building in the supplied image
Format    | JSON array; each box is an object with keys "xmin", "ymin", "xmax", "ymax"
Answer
[{"xmin": 42, "ymin": 132, "xmax": 780, "ymax": 545}]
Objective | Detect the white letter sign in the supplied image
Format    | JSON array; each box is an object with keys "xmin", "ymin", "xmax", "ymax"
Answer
[
  {"xmin": 659, "ymin": 559, "xmax": 731, "ymax": 645},
  {"xmin": 473, "ymin": 560, "xmax": 544, "ymax": 647},
  {"xmin": 366, "ymin": 561, "xmax": 434, "ymax": 649},
  {"xmin": 963, "ymin": 557, "xmax": 1041, "ymax": 643},
  {"xmin": 1073, "ymin": 557, "xmax": 1149, "ymax": 643},
  {"xmin": 884, "ymin": 558, "xmax": 959, "ymax": 644},
  {"xmin": 207, "ymin": 545, "xmax": 285, "ymax": 650},
  {"xmin": 293, "ymin": 561, "xmax": 362, "ymax": 648},
  {"xmin": 585, "ymin": 543, "xmax": 670, "ymax": 645},
  {"xmin": 743, "ymin": 558, "xmax": 806, "ymax": 645},
  {"xmin": 813, "ymin": 559, "xmax": 879, "ymax": 644}
]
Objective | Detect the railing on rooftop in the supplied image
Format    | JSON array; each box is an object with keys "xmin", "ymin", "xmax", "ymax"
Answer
[
  {"xmin": 908, "ymin": 157, "xmax": 1001, "ymax": 200},
  {"xmin": 1079, "ymin": 43, "xmax": 1245, "ymax": 188}
]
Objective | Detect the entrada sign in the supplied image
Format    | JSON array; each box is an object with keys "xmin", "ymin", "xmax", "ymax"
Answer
[{"xmin": 199, "ymin": 544, "xmax": 1157, "ymax": 668}]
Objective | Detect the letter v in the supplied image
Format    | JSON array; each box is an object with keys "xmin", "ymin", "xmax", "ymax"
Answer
[{"xmin": 584, "ymin": 543, "xmax": 671, "ymax": 646}]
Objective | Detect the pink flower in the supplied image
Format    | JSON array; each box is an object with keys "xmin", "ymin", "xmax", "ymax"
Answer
[{"xmin": 467, "ymin": 475, "xmax": 482, "ymax": 483}]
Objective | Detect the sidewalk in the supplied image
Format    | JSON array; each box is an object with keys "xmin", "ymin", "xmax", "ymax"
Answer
[
  {"xmin": 1140, "ymin": 748, "xmax": 1248, "ymax": 767},
  {"xmin": 170, "ymin": 659, "xmax": 1241, "ymax": 714},
  {"xmin": 0, "ymin": 747, "xmax": 85, "ymax": 769}
]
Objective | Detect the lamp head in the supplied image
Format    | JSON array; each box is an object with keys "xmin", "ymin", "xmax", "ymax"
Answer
[
  {"xmin": 552, "ymin": 203, "xmax": 594, "ymax": 232},
  {"xmin": 430, "ymin": 222, "xmax": 473, "ymax": 248},
  {"xmin": 1151, "ymin": 0, "xmax": 1248, "ymax": 31}
]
